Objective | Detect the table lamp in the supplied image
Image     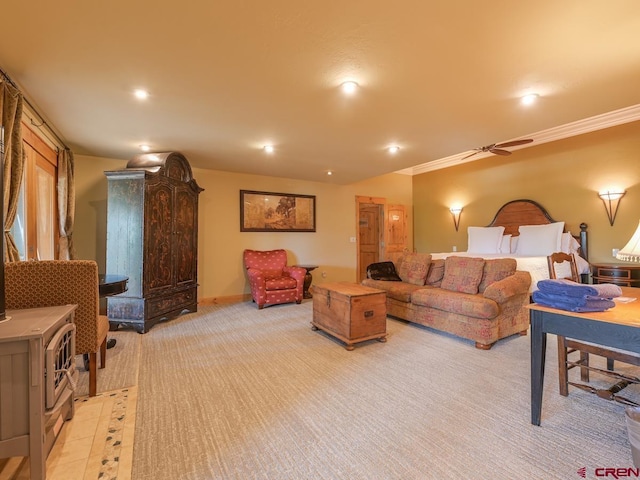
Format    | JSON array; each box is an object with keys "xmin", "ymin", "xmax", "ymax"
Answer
[{"xmin": 616, "ymin": 220, "xmax": 640, "ymax": 263}]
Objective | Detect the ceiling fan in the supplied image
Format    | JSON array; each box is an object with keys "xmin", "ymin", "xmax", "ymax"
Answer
[{"xmin": 461, "ymin": 138, "xmax": 534, "ymax": 161}]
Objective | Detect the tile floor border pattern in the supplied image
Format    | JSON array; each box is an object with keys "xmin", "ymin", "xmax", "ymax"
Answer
[
  {"xmin": 0, "ymin": 387, "xmax": 137, "ymax": 480},
  {"xmin": 74, "ymin": 388, "xmax": 131, "ymax": 480}
]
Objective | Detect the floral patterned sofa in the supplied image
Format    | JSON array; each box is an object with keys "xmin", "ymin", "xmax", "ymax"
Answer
[{"xmin": 362, "ymin": 253, "xmax": 532, "ymax": 349}]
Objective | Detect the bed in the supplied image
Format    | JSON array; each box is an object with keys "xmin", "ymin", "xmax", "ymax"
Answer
[{"xmin": 430, "ymin": 199, "xmax": 590, "ymax": 292}]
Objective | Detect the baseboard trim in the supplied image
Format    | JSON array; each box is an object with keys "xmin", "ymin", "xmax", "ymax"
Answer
[{"xmin": 199, "ymin": 294, "xmax": 252, "ymax": 306}]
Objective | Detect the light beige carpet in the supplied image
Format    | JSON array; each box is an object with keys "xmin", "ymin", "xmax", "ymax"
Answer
[
  {"xmin": 74, "ymin": 329, "xmax": 141, "ymax": 397},
  {"xmin": 131, "ymin": 301, "xmax": 639, "ymax": 479}
]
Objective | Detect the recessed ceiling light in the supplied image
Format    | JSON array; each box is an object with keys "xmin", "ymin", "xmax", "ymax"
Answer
[
  {"xmin": 263, "ymin": 145, "xmax": 275, "ymax": 154},
  {"xmin": 134, "ymin": 89, "xmax": 149, "ymax": 100},
  {"xmin": 340, "ymin": 81, "xmax": 359, "ymax": 95},
  {"xmin": 521, "ymin": 93, "xmax": 539, "ymax": 106},
  {"xmin": 388, "ymin": 146, "xmax": 400, "ymax": 154},
  {"xmin": 327, "ymin": 170, "xmax": 333, "ymax": 176},
  {"xmin": 139, "ymin": 144, "xmax": 151, "ymax": 152}
]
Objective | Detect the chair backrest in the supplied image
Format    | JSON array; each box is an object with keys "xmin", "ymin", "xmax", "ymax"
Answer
[
  {"xmin": 5, "ymin": 260, "xmax": 100, "ymax": 354},
  {"xmin": 243, "ymin": 249, "xmax": 288, "ymax": 272},
  {"xmin": 547, "ymin": 252, "xmax": 580, "ymax": 282}
]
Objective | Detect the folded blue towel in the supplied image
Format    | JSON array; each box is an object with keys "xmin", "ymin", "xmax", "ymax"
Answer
[
  {"xmin": 532, "ymin": 291, "xmax": 616, "ymax": 312},
  {"xmin": 537, "ymin": 279, "xmax": 622, "ymax": 299}
]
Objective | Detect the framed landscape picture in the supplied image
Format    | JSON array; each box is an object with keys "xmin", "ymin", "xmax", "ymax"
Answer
[{"xmin": 240, "ymin": 190, "xmax": 316, "ymax": 232}]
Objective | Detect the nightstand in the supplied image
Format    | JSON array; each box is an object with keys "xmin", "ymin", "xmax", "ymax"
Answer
[
  {"xmin": 591, "ymin": 263, "xmax": 640, "ymax": 287},
  {"xmin": 294, "ymin": 264, "xmax": 318, "ymax": 299}
]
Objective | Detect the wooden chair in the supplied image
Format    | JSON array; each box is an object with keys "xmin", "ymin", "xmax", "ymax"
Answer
[
  {"xmin": 547, "ymin": 252, "xmax": 590, "ymax": 394},
  {"xmin": 5, "ymin": 260, "xmax": 109, "ymax": 397},
  {"xmin": 547, "ymin": 252, "xmax": 639, "ymax": 400},
  {"xmin": 547, "ymin": 252, "xmax": 580, "ymax": 284}
]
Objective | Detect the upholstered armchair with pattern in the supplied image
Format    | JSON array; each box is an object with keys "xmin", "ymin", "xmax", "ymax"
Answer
[
  {"xmin": 243, "ymin": 249, "xmax": 306, "ymax": 309},
  {"xmin": 5, "ymin": 260, "xmax": 109, "ymax": 397}
]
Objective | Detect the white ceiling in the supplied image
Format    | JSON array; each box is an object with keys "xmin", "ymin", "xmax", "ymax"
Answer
[{"xmin": 1, "ymin": 1, "xmax": 639, "ymax": 184}]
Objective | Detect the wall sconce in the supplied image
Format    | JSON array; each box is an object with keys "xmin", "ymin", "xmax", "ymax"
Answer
[
  {"xmin": 450, "ymin": 207, "xmax": 463, "ymax": 232},
  {"xmin": 598, "ymin": 190, "xmax": 626, "ymax": 226}
]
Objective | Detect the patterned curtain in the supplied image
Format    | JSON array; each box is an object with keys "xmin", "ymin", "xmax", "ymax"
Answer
[
  {"xmin": 0, "ymin": 80, "xmax": 25, "ymax": 262},
  {"xmin": 57, "ymin": 148, "xmax": 75, "ymax": 259}
]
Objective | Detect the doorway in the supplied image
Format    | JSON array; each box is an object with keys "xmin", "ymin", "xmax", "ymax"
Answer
[{"xmin": 356, "ymin": 196, "xmax": 407, "ymax": 282}]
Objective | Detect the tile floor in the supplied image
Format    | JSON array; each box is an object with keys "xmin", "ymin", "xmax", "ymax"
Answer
[{"xmin": 0, "ymin": 387, "xmax": 137, "ymax": 480}]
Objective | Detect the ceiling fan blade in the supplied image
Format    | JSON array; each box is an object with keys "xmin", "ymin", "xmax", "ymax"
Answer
[
  {"xmin": 460, "ymin": 151, "xmax": 480, "ymax": 161},
  {"xmin": 494, "ymin": 139, "xmax": 534, "ymax": 148},
  {"xmin": 489, "ymin": 148, "xmax": 512, "ymax": 156}
]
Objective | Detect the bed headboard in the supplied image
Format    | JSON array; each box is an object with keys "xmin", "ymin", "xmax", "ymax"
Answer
[{"xmin": 486, "ymin": 199, "xmax": 589, "ymax": 260}]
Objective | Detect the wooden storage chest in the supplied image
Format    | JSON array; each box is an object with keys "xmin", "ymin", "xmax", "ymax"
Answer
[{"xmin": 312, "ymin": 282, "xmax": 387, "ymax": 350}]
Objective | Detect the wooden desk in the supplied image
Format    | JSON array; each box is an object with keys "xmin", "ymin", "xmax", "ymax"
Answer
[{"xmin": 528, "ymin": 287, "xmax": 640, "ymax": 426}]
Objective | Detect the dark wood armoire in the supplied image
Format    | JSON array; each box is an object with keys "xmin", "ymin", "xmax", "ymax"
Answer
[{"xmin": 105, "ymin": 152, "xmax": 203, "ymax": 333}]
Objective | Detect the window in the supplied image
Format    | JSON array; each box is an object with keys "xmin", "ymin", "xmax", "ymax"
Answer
[{"xmin": 11, "ymin": 122, "xmax": 58, "ymax": 260}]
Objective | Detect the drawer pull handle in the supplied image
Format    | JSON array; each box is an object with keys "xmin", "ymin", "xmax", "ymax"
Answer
[{"xmin": 364, "ymin": 310, "xmax": 374, "ymax": 318}]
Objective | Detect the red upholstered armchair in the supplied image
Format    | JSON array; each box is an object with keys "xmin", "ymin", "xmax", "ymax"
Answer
[{"xmin": 243, "ymin": 249, "xmax": 306, "ymax": 309}]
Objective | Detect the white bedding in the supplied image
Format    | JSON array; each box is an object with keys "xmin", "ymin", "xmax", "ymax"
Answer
[{"xmin": 430, "ymin": 252, "xmax": 591, "ymax": 293}]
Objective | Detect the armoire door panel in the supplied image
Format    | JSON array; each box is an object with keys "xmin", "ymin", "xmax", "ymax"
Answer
[
  {"xmin": 174, "ymin": 187, "xmax": 197, "ymax": 285},
  {"xmin": 145, "ymin": 182, "xmax": 174, "ymax": 292}
]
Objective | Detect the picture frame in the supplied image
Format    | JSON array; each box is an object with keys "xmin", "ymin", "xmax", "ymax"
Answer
[{"xmin": 240, "ymin": 190, "xmax": 316, "ymax": 232}]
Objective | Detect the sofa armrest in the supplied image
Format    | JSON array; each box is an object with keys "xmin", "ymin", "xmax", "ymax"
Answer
[{"xmin": 483, "ymin": 271, "xmax": 531, "ymax": 304}]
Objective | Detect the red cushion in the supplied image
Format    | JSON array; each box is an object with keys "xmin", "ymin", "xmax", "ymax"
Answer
[{"xmin": 266, "ymin": 277, "xmax": 297, "ymax": 291}]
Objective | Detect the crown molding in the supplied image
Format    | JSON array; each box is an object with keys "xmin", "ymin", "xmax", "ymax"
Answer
[{"xmin": 396, "ymin": 103, "xmax": 640, "ymax": 176}]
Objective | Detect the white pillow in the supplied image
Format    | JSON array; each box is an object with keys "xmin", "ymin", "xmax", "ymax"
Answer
[
  {"xmin": 515, "ymin": 222, "xmax": 565, "ymax": 256},
  {"xmin": 561, "ymin": 232, "xmax": 581, "ymax": 254},
  {"xmin": 467, "ymin": 226, "xmax": 505, "ymax": 254},
  {"xmin": 510, "ymin": 236, "xmax": 519, "ymax": 254},
  {"xmin": 499, "ymin": 234, "xmax": 512, "ymax": 254}
]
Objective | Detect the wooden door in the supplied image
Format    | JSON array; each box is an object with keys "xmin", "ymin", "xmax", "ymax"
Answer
[
  {"xmin": 385, "ymin": 204, "xmax": 408, "ymax": 264},
  {"xmin": 356, "ymin": 196, "xmax": 385, "ymax": 282},
  {"xmin": 15, "ymin": 124, "xmax": 59, "ymax": 260},
  {"xmin": 359, "ymin": 204, "xmax": 381, "ymax": 281},
  {"xmin": 356, "ymin": 196, "xmax": 409, "ymax": 283}
]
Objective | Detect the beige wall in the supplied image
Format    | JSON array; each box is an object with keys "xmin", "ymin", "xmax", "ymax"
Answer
[
  {"xmin": 73, "ymin": 120, "xmax": 640, "ymax": 301},
  {"xmin": 74, "ymin": 157, "xmax": 413, "ymax": 301},
  {"xmin": 413, "ymin": 120, "xmax": 640, "ymax": 264},
  {"xmin": 74, "ymin": 156, "xmax": 128, "ymax": 267}
]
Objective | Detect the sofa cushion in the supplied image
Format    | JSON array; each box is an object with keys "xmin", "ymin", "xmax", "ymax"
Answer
[
  {"xmin": 441, "ymin": 256, "xmax": 485, "ymax": 294},
  {"xmin": 397, "ymin": 253, "xmax": 432, "ymax": 286},
  {"xmin": 411, "ymin": 288, "xmax": 499, "ymax": 319},
  {"xmin": 361, "ymin": 278, "xmax": 427, "ymax": 302},
  {"xmin": 478, "ymin": 258, "xmax": 517, "ymax": 293},
  {"xmin": 425, "ymin": 259, "xmax": 445, "ymax": 287}
]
